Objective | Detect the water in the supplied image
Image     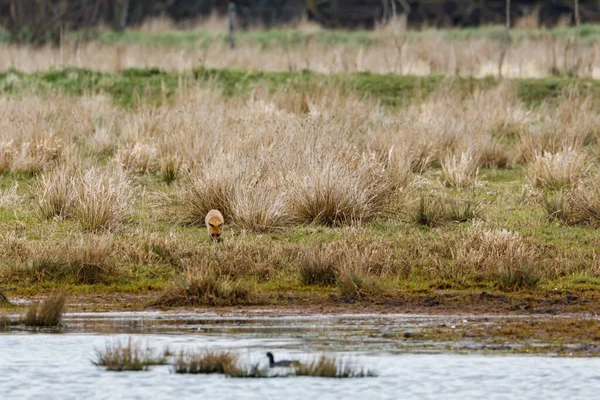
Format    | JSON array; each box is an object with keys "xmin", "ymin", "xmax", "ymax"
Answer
[{"xmin": 1, "ymin": 312, "xmax": 599, "ymax": 400}]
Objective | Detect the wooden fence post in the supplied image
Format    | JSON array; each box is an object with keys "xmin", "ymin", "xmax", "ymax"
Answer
[
  {"xmin": 498, "ymin": 0, "xmax": 511, "ymax": 78},
  {"xmin": 228, "ymin": 2, "xmax": 236, "ymax": 50}
]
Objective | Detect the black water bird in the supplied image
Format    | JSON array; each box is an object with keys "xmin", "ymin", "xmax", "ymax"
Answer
[{"xmin": 266, "ymin": 352, "xmax": 300, "ymax": 368}]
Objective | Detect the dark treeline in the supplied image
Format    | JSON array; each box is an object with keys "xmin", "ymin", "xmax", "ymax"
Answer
[{"xmin": 1, "ymin": 1, "xmax": 599, "ymax": 44}]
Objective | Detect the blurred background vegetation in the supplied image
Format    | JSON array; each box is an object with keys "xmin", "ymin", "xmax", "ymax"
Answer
[{"xmin": 0, "ymin": 1, "xmax": 599, "ymax": 45}]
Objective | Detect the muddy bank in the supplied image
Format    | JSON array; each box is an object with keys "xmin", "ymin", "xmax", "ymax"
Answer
[{"xmin": 3, "ymin": 289, "xmax": 599, "ymax": 316}]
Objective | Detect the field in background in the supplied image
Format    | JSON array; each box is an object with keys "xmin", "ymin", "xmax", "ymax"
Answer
[
  {"xmin": 1, "ymin": 21, "xmax": 600, "ymax": 312},
  {"xmin": 1, "ymin": 20, "xmax": 600, "ymax": 78}
]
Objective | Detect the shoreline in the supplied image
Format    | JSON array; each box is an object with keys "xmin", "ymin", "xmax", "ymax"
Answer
[{"xmin": 4, "ymin": 289, "xmax": 599, "ymax": 315}]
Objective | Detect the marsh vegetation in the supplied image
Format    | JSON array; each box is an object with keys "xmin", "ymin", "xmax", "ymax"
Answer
[
  {"xmin": 21, "ymin": 293, "xmax": 65, "ymax": 328},
  {"xmin": 172, "ymin": 348, "xmax": 374, "ymax": 378},
  {"xmin": 94, "ymin": 337, "xmax": 169, "ymax": 371},
  {"xmin": 0, "ymin": 21, "xmax": 599, "ymax": 311}
]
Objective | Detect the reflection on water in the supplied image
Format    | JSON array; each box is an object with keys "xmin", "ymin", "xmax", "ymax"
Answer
[{"xmin": 1, "ymin": 312, "xmax": 600, "ymax": 400}]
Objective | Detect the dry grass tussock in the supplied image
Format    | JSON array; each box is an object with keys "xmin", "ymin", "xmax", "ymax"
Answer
[
  {"xmin": 231, "ymin": 179, "xmax": 293, "ymax": 233},
  {"xmin": 528, "ymin": 147, "xmax": 590, "ymax": 189},
  {"xmin": 38, "ymin": 163, "xmax": 135, "ymax": 231},
  {"xmin": 151, "ymin": 263, "xmax": 255, "ymax": 307},
  {"xmin": 453, "ymin": 229, "xmax": 541, "ymax": 290},
  {"xmin": 404, "ymin": 191, "xmax": 481, "ymax": 227},
  {"xmin": 22, "ymin": 293, "xmax": 65, "ymax": 327},
  {"xmin": 288, "ymin": 154, "xmax": 399, "ymax": 226},
  {"xmin": 294, "ymin": 355, "xmax": 375, "ymax": 378},
  {"xmin": 180, "ymin": 157, "xmax": 293, "ymax": 232},
  {"xmin": 71, "ymin": 166, "xmax": 134, "ymax": 231},
  {"xmin": 94, "ymin": 337, "xmax": 167, "ymax": 371},
  {"xmin": 0, "ymin": 232, "xmax": 116, "ymax": 285},
  {"xmin": 0, "ymin": 184, "xmax": 19, "ymax": 209},
  {"xmin": 542, "ymin": 179, "xmax": 600, "ymax": 226},
  {"xmin": 173, "ymin": 350, "xmax": 238, "ymax": 374},
  {"xmin": 180, "ymin": 161, "xmax": 237, "ymax": 225},
  {"xmin": 67, "ymin": 234, "xmax": 115, "ymax": 284},
  {"xmin": 384, "ymin": 85, "xmax": 524, "ymax": 170},
  {"xmin": 2, "ymin": 29, "xmax": 599, "ymax": 78},
  {"xmin": 297, "ymin": 236, "xmax": 395, "ymax": 297},
  {"xmin": 297, "ymin": 244, "xmax": 337, "ymax": 286},
  {"xmin": 118, "ymin": 142, "xmax": 159, "ymax": 174},
  {"xmin": 37, "ymin": 162, "xmax": 78, "ymax": 219},
  {"xmin": 0, "ymin": 96, "xmax": 117, "ymax": 174},
  {"xmin": 440, "ymin": 150, "xmax": 480, "ymax": 189}
]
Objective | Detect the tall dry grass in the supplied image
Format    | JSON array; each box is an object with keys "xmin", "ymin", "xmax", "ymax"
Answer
[
  {"xmin": 405, "ymin": 193, "xmax": 481, "ymax": 227},
  {"xmin": 288, "ymin": 154, "xmax": 396, "ymax": 226},
  {"xmin": 440, "ymin": 150, "xmax": 480, "ymax": 188},
  {"xmin": 0, "ymin": 79, "xmax": 599, "ymax": 295},
  {"xmin": 4, "ymin": 84, "xmax": 598, "ymax": 237},
  {"xmin": 528, "ymin": 147, "xmax": 590, "ymax": 189},
  {"xmin": 453, "ymin": 229, "xmax": 541, "ymax": 289},
  {"xmin": 0, "ymin": 183, "xmax": 19, "ymax": 209},
  {"xmin": 294, "ymin": 355, "xmax": 375, "ymax": 378},
  {"xmin": 2, "ymin": 29, "xmax": 599, "ymax": 78},
  {"xmin": 68, "ymin": 234, "xmax": 115, "ymax": 284},
  {"xmin": 173, "ymin": 350, "xmax": 238, "ymax": 375},
  {"xmin": 38, "ymin": 163, "xmax": 134, "ymax": 231},
  {"xmin": 72, "ymin": 166, "xmax": 134, "ymax": 231},
  {"xmin": 296, "ymin": 236, "xmax": 395, "ymax": 297},
  {"xmin": 37, "ymin": 162, "xmax": 78, "ymax": 219},
  {"xmin": 543, "ymin": 179, "xmax": 600, "ymax": 226},
  {"xmin": 94, "ymin": 338, "xmax": 167, "ymax": 371},
  {"xmin": 22, "ymin": 293, "xmax": 65, "ymax": 327},
  {"xmin": 152, "ymin": 261, "xmax": 256, "ymax": 307}
]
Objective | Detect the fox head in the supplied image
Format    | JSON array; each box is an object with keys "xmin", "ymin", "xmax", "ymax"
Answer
[
  {"xmin": 207, "ymin": 218, "xmax": 223, "ymax": 242},
  {"xmin": 205, "ymin": 210, "xmax": 224, "ymax": 243}
]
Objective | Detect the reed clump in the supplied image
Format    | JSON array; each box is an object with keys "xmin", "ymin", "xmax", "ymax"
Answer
[
  {"xmin": 22, "ymin": 293, "xmax": 65, "ymax": 328},
  {"xmin": 294, "ymin": 355, "xmax": 376, "ymax": 378},
  {"xmin": 173, "ymin": 350, "xmax": 239, "ymax": 374},
  {"xmin": 0, "ymin": 313, "xmax": 10, "ymax": 331},
  {"xmin": 151, "ymin": 266, "xmax": 255, "ymax": 307},
  {"xmin": 94, "ymin": 338, "xmax": 168, "ymax": 371}
]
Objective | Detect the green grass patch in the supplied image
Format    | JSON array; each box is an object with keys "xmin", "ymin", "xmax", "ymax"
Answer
[
  {"xmin": 18, "ymin": 24, "xmax": 600, "ymax": 49},
  {"xmin": 1, "ymin": 67, "xmax": 598, "ymax": 108}
]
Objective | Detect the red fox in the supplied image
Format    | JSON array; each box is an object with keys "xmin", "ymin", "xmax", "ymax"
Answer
[{"xmin": 205, "ymin": 209, "xmax": 224, "ymax": 242}]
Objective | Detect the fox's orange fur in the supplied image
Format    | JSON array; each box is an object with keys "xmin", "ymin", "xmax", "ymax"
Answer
[{"xmin": 205, "ymin": 209, "xmax": 224, "ymax": 242}]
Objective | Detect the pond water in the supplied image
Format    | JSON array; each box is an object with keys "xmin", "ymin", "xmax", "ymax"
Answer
[{"xmin": 1, "ymin": 312, "xmax": 599, "ymax": 400}]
